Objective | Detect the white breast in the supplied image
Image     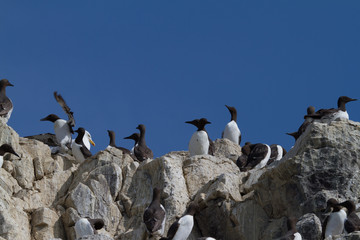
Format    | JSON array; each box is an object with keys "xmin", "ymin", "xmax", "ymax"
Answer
[
  {"xmin": 275, "ymin": 145, "xmax": 283, "ymax": 161},
  {"xmin": 188, "ymin": 131, "xmax": 210, "ymax": 157},
  {"xmin": 325, "ymin": 209, "xmax": 347, "ymax": 238},
  {"xmin": 75, "ymin": 218, "xmax": 94, "ymax": 239},
  {"xmin": 223, "ymin": 120, "xmax": 241, "ymax": 144},
  {"xmin": 54, "ymin": 119, "xmax": 72, "ymax": 150},
  {"xmin": 254, "ymin": 144, "xmax": 271, "ymax": 169},
  {"xmin": 4, "ymin": 106, "xmax": 13, "ymax": 123},
  {"xmin": 322, "ymin": 110, "xmax": 349, "ymax": 123},
  {"xmin": 71, "ymin": 142, "xmax": 85, "ymax": 163},
  {"xmin": 0, "ymin": 156, "xmax": 3, "ymax": 168},
  {"xmin": 293, "ymin": 232, "xmax": 302, "ymax": 240},
  {"xmin": 157, "ymin": 204, "xmax": 166, "ymax": 235},
  {"xmin": 173, "ymin": 215, "xmax": 194, "ymax": 240}
]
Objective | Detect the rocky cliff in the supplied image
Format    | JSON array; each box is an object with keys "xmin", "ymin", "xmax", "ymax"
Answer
[{"xmin": 0, "ymin": 119, "xmax": 360, "ymax": 240}]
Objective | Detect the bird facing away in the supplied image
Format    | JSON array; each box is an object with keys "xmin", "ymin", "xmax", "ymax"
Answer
[
  {"xmin": 40, "ymin": 92, "xmax": 76, "ymax": 153},
  {"xmin": 0, "ymin": 79, "xmax": 14, "ymax": 123},
  {"xmin": 124, "ymin": 132, "xmax": 140, "ymax": 155},
  {"xmin": 74, "ymin": 217, "xmax": 105, "ymax": 239},
  {"xmin": 222, "ymin": 105, "xmax": 241, "ymax": 145},
  {"xmin": 107, "ymin": 130, "xmax": 131, "ymax": 155},
  {"xmin": 267, "ymin": 144, "xmax": 287, "ymax": 166},
  {"xmin": 160, "ymin": 202, "xmax": 198, "ymax": 240},
  {"xmin": 143, "ymin": 188, "xmax": 166, "ymax": 236},
  {"xmin": 322, "ymin": 198, "xmax": 347, "ymax": 239},
  {"xmin": 133, "ymin": 124, "xmax": 153, "ymax": 162},
  {"xmin": 241, "ymin": 143, "xmax": 271, "ymax": 170},
  {"xmin": 71, "ymin": 127, "xmax": 93, "ymax": 163},
  {"xmin": 0, "ymin": 144, "xmax": 19, "ymax": 168},
  {"xmin": 186, "ymin": 118, "xmax": 214, "ymax": 157},
  {"xmin": 305, "ymin": 96, "xmax": 357, "ymax": 123}
]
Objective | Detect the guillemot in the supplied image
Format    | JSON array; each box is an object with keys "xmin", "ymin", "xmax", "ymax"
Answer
[
  {"xmin": 267, "ymin": 144, "xmax": 287, "ymax": 165},
  {"xmin": 340, "ymin": 200, "xmax": 360, "ymax": 234},
  {"xmin": 71, "ymin": 127, "xmax": 93, "ymax": 163},
  {"xmin": 143, "ymin": 187, "xmax": 166, "ymax": 237},
  {"xmin": 133, "ymin": 124, "xmax": 153, "ymax": 162},
  {"xmin": 124, "ymin": 132, "xmax": 140, "ymax": 155},
  {"xmin": 0, "ymin": 79, "xmax": 14, "ymax": 123},
  {"xmin": 74, "ymin": 217, "xmax": 105, "ymax": 239},
  {"xmin": 107, "ymin": 130, "xmax": 131, "ymax": 155},
  {"xmin": 222, "ymin": 105, "xmax": 241, "ymax": 145},
  {"xmin": 322, "ymin": 198, "xmax": 347, "ymax": 239},
  {"xmin": 242, "ymin": 143, "xmax": 271, "ymax": 170},
  {"xmin": 0, "ymin": 144, "xmax": 19, "ymax": 168},
  {"xmin": 186, "ymin": 118, "xmax": 214, "ymax": 157},
  {"xmin": 160, "ymin": 202, "xmax": 198, "ymax": 240}
]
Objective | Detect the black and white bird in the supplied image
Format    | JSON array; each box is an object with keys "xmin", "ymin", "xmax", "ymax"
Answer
[
  {"xmin": 243, "ymin": 143, "xmax": 271, "ymax": 170},
  {"xmin": 222, "ymin": 105, "xmax": 241, "ymax": 145},
  {"xmin": 143, "ymin": 188, "xmax": 166, "ymax": 237},
  {"xmin": 106, "ymin": 130, "xmax": 131, "ymax": 155},
  {"xmin": 71, "ymin": 127, "xmax": 93, "ymax": 163},
  {"xmin": 305, "ymin": 96, "xmax": 357, "ymax": 123},
  {"xmin": 133, "ymin": 124, "xmax": 153, "ymax": 162},
  {"xmin": 0, "ymin": 144, "xmax": 19, "ymax": 168},
  {"xmin": 124, "ymin": 132, "xmax": 140, "ymax": 155},
  {"xmin": 41, "ymin": 92, "xmax": 76, "ymax": 153},
  {"xmin": 160, "ymin": 202, "xmax": 198, "ymax": 240},
  {"xmin": 340, "ymin": 200, "xmax": 360, "ymax": 234},
  {"xmin": 267, "ymin": 144, "xmax": 287, "ymax": 166},
  {"xmin": 0, "ymin": 79, "xmax": 14, "ymax": 123},
  {"xmin": 322, "ymin": 198, "xmax": 347, "ymax": 239},
  {"xmin": 74, "ymin": 217, "xmax": 105, "ymax": 239},
  {"xmin": 186, "ymin": 118, "xmax": 214, "ymax": 157}
]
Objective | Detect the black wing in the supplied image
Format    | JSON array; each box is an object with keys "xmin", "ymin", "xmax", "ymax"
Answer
[
  {"xmin": 80, "ymin": 146, "xmax": 92, "ymax": 159},
  {"xmin": 246, "ymin": 144, "xmax": 268, "ymax": 168},
  {"xmin": 267, "ymin": 144, "xmax": 278, "ymax": 166},
  {"xmin": 134, "ymin": 145, "xmax": 153, "ymax": 162},
  {"xmin": 345, "ymin": 212, "xmax": 360, "ymax": 233},
  {"xmin": 0, "ymin": 98, "xmax": 12, "ymax": 116},
  {"xmin": 54, "ymin": 92, "xmax": 75, "ymax": 130},
  {"xmin": 208, "ymin": 134, "xmax": 215, "ymax": 156},
  {"xmin": 166, "ymin": 220, "xmax": 180, "ymax": 239},
  {"xmin": 143, "ymin": 208, "xmax": 165, "ymax": 233}
]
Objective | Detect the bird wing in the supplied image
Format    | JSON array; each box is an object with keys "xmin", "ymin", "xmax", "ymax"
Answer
[
  {"xmin": 166, "ymin": 220, "xmax": 180, "ymax": 239},
  {"xmin": 246, "ymin": 144, "xmax": 268, "ymax": 168},
  {"xmin": 143, "ymin": 208, "xmax": 165, "ymax": 233},
  {"xmin": 134, "ymin": 145, "xmax": 153, "ymax": 162},
  {"xmin": 0, "ymin": 99, "xmax": 12, "ymax": 116},
  {"xmin": 80, "ymin": 145, "xmax": 92, "ymax": 159},
  {"xmin": 53, "ymin": 92, "xmax": 75, "ymax": 129}
]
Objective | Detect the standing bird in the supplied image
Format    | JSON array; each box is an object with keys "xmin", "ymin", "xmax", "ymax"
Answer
[
  {"xmin": 267, "ymin": 144, "xmax": 287, "ymax": 166},
  {"xmin": 186, "ymin": 118, "xmax": 214, "ymax": 157},
  {"xmin": 305, "ymin": 96, "xmax": 357, "ymax": 123},
  {"xmin": 106, "ymin": 130, "xmax": 131, "ymax": 155},
  {"xmin": 74, "ymin": 217, "xmax": 105, "ymax": 239},
  {"xmin": 222, "ymin": 105, "xmax": 241, "ymax": 145},
  {"xmin": 41, "ymin": 92, "xmax": 76, "ymax": 153},
  {"xmin": 160, "ymin": 202, "xmax": 198, "ymax": 240},
  {"xmin": 133, "ymin": 124, "xmax": 153, "ymax": 162},
  {"xmin": 0, "ymin": 79, "xmax": 14, "ymax": 123},
  {"xmin": 0, "ymin": 144, "xmax": 19, "ymax": 168},
  {"xmin": 71, "ymin": 127, "xmax": 93, "ymax": 163},
  {"xmin": 143, "ymin": 188, "xmax": 166, "ymax": 237},
  {"xmin": 124, "ymin": 132, "xmax": 140, "ymax": 155},
  {"xmin": 322, "ymin": 198, "xmax": 347, "ymax": 239}
]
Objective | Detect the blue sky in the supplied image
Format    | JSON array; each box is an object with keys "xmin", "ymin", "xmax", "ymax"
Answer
[{"xmin": 1, "ymin": 1, "xmax": 360, "ymax": 157}]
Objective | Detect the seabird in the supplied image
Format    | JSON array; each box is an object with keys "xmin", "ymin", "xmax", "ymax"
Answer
[
  {"xmin": 305, "ymin": 96, "xmax": 357, "ymax": 123},
  {"xmin": 133, "ymin": 124, "xmax": 153, "ymax": 162},
  {"xmin": 322, "ymin": 198, "xmax": 347, "ymax": 239},
  {"xmin": 74, "ymin": 217, "xmax": 104, "ymax": 239},
  {"xmin": 41, "ymin": 92, "xmax": 76, "ymax": 153},
  {"xmin": 124, "ymin": 132, "xmax": 140, "ymax": 155},
  {"xmin": 0, "ymin": 79, "xmax": 14, "ymax": 123},
  {"xmin": 236, "ymin": 142, "xmax": 251, "ymax": 171},
  {"xmin": 242, "ymin": 143, "xmax": 271, "ymax": 170},
  {"xmin": 273, "ymin": 218, "xmax": 302, "ymax": 240},
  {"xmin": 143, "ymin": 187, "xmax": 166, "ymax": 237},
  {"xmin": 222, "ymin": 105, "xmax": 241, "ymax": 145},
  {"xmin": 83, "ymin": 130, "xmax": 95, "ymax": 150},
  {"xmin": 0, "ymin": 144, "xmax": 19, "ymax": 168},
  {"xmin": 160, "ymin": 202, "xmax": 198, "ymax": 240},
  {"xmin": 287, "ymin": 106, "xmax": 317, "ymax": 141},
  {"xmin": 71, "ymin": 127, "xmax": 93, "ymax": 163},
  {"xmin": 107, "ymin": 130, "xmax": 131, "ymax": 155},
  {"xmin": 340, "ymin": 200, "xmax": 360, "ymax": 234},
  {"xmin": 267, "ymin": 144, "xmax": 287, "ymax": 166},
  {"xmin": 186, "ymin": 118, "xmax": 214, "ymax": 157},
  {"xmin": 197, "ymin": 238, "xmax": 216, "ymax": 240}
]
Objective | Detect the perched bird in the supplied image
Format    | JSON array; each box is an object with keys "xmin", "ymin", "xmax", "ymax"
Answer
[
  {"xmin": 74, "ymin": 217, "xmax": 104, "ymax": 239},
  {"xmin": 41, "ymin": 92, "xmax": 76, "ymax": 153},
  {"xmin": 287, "ymin": 106, "xmax": 317, "ymax": 141},
  {"xmin": 160, "ymin": 202, "xmax": 198, "ymax": 240},
  {"xmin": 124, "ymin": 132, "xmax": 140, "ymax": 155},
  {"xmin": 143, "ymin": 188, "xmax": 166, "ymax": 237},
  {"xmin": 0, "ymin": 79, "xmax": 14, "ymax": 123},
  {"xmin": 305, "ymin": 96, "xmax": 357, "ymax": 123},
  {"xmin": 133, "ymin": 124, "xmax": 153, "ymax": 162},
  {"xmin": 0, "ymin": 144, "xmax": 19, "ymax": 168},
  {"xmin": 243, "ymin": 143, "xmax": 271, "ymax": 170},
  {"xmin": 236, "ymin": 142, "xmax": 251, "ymax": 171},
  {"xmin": 106, "ymin": 130, "xmax": 131, "ymax": 155},
  {"xmin": 322, "ymin": 198, "xmax": 347, "ymax": 239},
  {"xmin": 267, "ymin": 144, "xmax": 287, "ymax": 166},
  {"xmin": 222, "ymin": 105, "xmax": 241, "ymax": 145},
  {"xmin": 186, "ymin": 118, "xmax": 214, "ymax": 157},
  {"xmin": 71, "ymin": 127, "xmax": 93, "ymax": 163},
  {"xmin": 340, "ymin": 200, "xmax": 360, "ymax": 233},
  {"xmin": 198, "ymin": 238, "xmax": 216, "ymax": 240}
]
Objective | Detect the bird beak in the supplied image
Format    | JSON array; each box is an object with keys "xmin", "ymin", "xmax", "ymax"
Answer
[
  {"xmin": 40, "ymin": 117, "xmax": 47, "ymax": 121},
  {"xmin": 350, "ymin": 98, "xmax": 357, "ymax": 102},
  {"xmin": 89, "ymin": 139, "xmax": 95, "ymax": 146},
  {"xmin": 8, "ymin": 83, "xmax": 14, "ymax": 87}
]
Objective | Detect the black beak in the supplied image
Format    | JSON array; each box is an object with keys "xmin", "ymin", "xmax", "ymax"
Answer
[{"xmin": 40, "ymin": 117, "xmax": 47, "ymax": 121}]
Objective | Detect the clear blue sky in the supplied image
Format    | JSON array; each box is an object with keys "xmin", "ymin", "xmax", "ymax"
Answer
[{"xmin": 1, "ymin": 1, "xmax": 360, "ymax": 157}]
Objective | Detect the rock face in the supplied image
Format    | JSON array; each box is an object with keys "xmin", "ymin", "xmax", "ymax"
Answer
[{"xmin": 0, "ymin": 120, "xmax": 360, "ymax": 239}]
